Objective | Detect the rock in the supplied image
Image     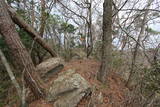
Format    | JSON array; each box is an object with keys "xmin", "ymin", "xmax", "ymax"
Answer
[
  {"xmin": 46, "ymin": 69, "xmax": 91, "ymax": 107},
  {"xmin": 97, "ymin": 92, "xmax": 103, "ymax": 104},
  {"xmin": 42, "ymin": 64, "xmax": 64, "ymax": 80},
  {"xmin": 36, "ymin": 57, "xmax": 64, "ymax": 74}
]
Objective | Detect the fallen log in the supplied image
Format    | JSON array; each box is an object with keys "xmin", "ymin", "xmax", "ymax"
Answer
[{"xmin": 8, "ymin": 7, "xmax": 57, "ymax": 57}]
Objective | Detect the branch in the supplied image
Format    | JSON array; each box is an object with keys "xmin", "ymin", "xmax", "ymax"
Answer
[
  {"xmin": 112, "ymin": 0, "xmax": 129, "ymax": 17},
  {"xmin": 57, "ymin": 0, "xmax": 88, "ymax": 23},
  {"xmin": 121, "ymin": 9, "xmax": 160, "ymax": 13}
]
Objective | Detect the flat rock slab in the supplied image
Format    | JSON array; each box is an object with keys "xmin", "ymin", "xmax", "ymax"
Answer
[
  {"xmin": 46, "ymin": 69, "xmax": 91, "ymax": 107},
  {"xmin": 36, "ymin": 57, "xmax": 64, "ymax": 74}
]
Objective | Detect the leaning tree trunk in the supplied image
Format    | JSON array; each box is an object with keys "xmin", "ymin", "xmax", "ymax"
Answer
[
  {"xmin": 0, "ymin": 0, "xmax": 45, "ymax": 99},
  {"xmin": 8, "ymin": 7, "xmax": 57, "ymax": 57},
  {"xmin": 97, "ymin": 0, "xmax": 112, "ymax": 83}
]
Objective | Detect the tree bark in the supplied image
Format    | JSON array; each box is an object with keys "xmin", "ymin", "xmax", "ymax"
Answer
[
  {"xmin": 86, "ymin": 0, "xmax": 93, "ymax": 58},
  {"xmin": 97, "ymin": 0, "xmax": 112, "ymax": 83},
  {"xmin": 39, "ymin": 0, "xmax": 47, "ymax": 37},
  {"xmin": 0, "ymin": 0, "xmax": 45, "ymax": 99},
  {"xmin": 31, "ymin": 0, "xmax": 35, "ymax": 27},
  {"xmin": 8, "ymin": 7, "xmax": 57, "ymax": 57}
]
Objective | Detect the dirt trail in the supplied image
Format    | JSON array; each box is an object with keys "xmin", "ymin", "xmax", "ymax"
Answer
[{"xmin": 30, "ymin": 59, "xmax": 128, "ymax": 107}]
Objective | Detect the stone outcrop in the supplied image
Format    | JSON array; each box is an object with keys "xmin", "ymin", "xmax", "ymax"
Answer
[{"xmin": 46, "ymin": 69, "xmax": 91, "ymax": 107}]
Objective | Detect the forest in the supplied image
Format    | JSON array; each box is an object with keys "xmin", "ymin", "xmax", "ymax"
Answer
[{"xmin": 0, "ymin": 0, "xmax": 160, "ymax": 107}]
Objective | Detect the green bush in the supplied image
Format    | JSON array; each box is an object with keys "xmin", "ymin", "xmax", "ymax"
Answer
[{"xmin": 143, "ymin": 62, "xmax": 160, "ymax": 94}]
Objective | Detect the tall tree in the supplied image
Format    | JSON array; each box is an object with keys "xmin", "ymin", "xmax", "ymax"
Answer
[
  {"xmin": 0, "ymin": 0, "xmax": 45, "ymax": 99},
  {"xmin": 97, "ymin": 0, "xmax": 112, "ymax": 83}
]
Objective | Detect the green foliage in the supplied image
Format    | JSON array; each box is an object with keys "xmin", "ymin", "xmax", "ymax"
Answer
[
  {"xmin": 112, "ymin": 30, "xmax": 119, "ymax": 35},
  {"xmin": 143, "ymin": 62, "xmax": 160, "ymax": 94},
  {"xmin": 17, "ymin": 29, "xmax": 33, "ymax": 49},
  {"xmin": 0, "ymin": 36, "xmax": 13, "ymax": 63},
  {"xmin": 47, "ymin": 14, "xmax": 61, "ymax": 25},
  {"xmin": 7, "ymin": 0, "xmax": 17, "ymax": 4},
  {"xmin": 0, "ymin": 64, "xmax": 12, "ymax": 107},
  {"xmin": 146, "ymin": 27, "xmax": 160, "ymax": 35},
  {"xmin": 111, "ymin": 51, "xmax": 124, "ymax": 69},
  {"xmin": 61, "ymin": 49, "xmax": 73, "ymax": 62},
  {"xmin": 47, "ymin": 14, "xmax": 77, "ymax": 34},
  {"xmin": 59, "ymin": 22, "xmax": 77, "ymax": 34},
  {"xmin": 152, "ymin": 12, "xmax": 160, "ymax": 17},
  {"xmin": 93, "ymin": 40, "xmax": 102, "ymax": 60},
  {"xmin": 0, "ymin": 28, "xmax": 33, "ymax": 107}
]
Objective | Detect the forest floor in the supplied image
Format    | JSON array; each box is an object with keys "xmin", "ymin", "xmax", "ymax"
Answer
[{"xmin": 29, "ymin": 59, "xmax": 129, "ymax": 107}]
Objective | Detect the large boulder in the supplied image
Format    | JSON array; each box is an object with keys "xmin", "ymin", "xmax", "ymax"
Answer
[{"xmin": 46, "ymin": 69, "xmax": 91, "ymax": 107}]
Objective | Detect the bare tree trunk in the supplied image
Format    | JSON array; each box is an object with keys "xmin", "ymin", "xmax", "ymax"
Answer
[
  {"xmin": 153, "ymin": 43, "xmax": 160, "ymax": 64},
  {"xmin": 97, "ymin": 0, "xmax": 113, "ymax": 83},
  {"xmin": 39, "ymin": 0, "xmax": 46, "ymax": 37},
  {"xmin": 31, "ymin": 0, "xmax": 35, "ymax": 27},
  {"xmin": 8, "ymin": 7, "xmax": 57, "ymax": 57},
  {"xmin": 0, "ymin": 49, "xmax": 22, "ymax": 98},
  {"xmin": 86, "ymin": 0, "xmax": 93, "ymax": 57},
  {"xmin": 0, "ymin": 0, "xmax": 45, "ymax": 99}
]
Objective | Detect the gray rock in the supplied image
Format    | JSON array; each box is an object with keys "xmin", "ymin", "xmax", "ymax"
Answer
[
  {"xmin": 36, "ymin": 57, "xmax": 64, "ymax": 74},
  {"xmin": 46, "ymin": 69, "xmax": 91, "ymax": 107}
]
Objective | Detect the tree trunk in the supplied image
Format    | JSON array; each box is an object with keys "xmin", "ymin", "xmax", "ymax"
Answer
[
  {"xmin": 97, "ymin": 0, "xmax": 112, "ymax": 83},
  {"xmin": 8, "ymin": 7, "xmax": 57, "ymax": 57},
  {"xmin": 31, "ymin": 0, "xmax": 35, "ymax": 27},
  {"xmin": 39, "ymin": 0, "xmax": 46, "ymax": 37},
  {"xmin": 86, "ymin": 0, "xmax": 93, "ymax": 57},
  {"xmin": 0, "ymin": 0, "xmax": 45, "ymax": 99}
]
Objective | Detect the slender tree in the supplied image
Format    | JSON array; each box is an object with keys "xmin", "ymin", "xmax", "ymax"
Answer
[{"xmin": 39, "ymin": 0, "xmax": 47, "ymax": 37}]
